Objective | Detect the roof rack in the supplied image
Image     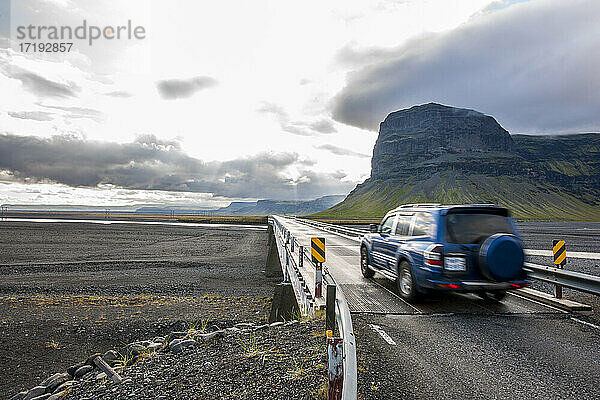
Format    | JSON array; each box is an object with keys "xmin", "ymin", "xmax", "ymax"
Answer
[{"xmin": 393, "ymin": 203, "xmax": 441, "ymax": 210}]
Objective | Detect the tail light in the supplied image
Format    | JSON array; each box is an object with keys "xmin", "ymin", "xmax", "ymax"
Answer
[{"xmin": 424, "ymin": 244, "xmax": 443, "ymax": 267}]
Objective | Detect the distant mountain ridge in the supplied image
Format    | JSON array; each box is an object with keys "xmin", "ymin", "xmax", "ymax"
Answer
[
  {"xmin": 137, "ymin": 195, "xmax": 345, "ymax": 216},
  {"xmin": 316, "ymin": 103, "xmax": 600, "ymax": 221}
]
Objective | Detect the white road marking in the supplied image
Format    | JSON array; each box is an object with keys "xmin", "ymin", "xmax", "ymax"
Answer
[
  {"xmin": 525, "ymin": 249, "xmax": 600, "ymax": 260},
  {"xmin": 369, "ymin": 324, "xmax": 397, "ymax": 345},
  {"xmin": 571, "ymin": 317, "xmax": 600, "ymax": 331}
]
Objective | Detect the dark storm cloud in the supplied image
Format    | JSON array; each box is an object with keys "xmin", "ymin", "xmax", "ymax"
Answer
[
  {"xmin": 8, "ymin": 111, "xmax": 54, "ymax": 121},
  {"xmin": 258, "ymin": 102, "xmax": 337, "ymax": 136},
  {"xmin": 0, "ymin": 134, "xmax": 355, "ymax": 200},
  {"xmin": 314, "ymin": 144, "xmax": 369, "ymax": 158},
  {"xmin": 332, "ymin": 0, "xmax": 600, "ymax": 134},
  {"xmin": 156, "ymin": 76, "xmax": 218, "ymax": 100}
]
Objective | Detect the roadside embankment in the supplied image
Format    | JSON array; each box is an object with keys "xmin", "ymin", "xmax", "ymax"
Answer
[{"xmin": 0, "ymin": 222, "xmax": 282, "ymax": 397}]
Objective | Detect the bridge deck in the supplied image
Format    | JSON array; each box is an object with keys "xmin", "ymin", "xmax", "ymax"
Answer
[{"xmin": 278, "ymin": 216, "xmax": 559, "ymax": 315}]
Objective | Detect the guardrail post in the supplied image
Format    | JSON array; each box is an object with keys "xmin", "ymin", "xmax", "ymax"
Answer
[
  {"xmin": 553, "ymin": 240, "xmax": 567, "ymax": 299},
  {"xmin": 290, "ymin": 236, "xmax": 295, "ymax": 252},
  {"xmin": 284, "ymin": 248, "xmax": 290, "ymax": 283},
  {"xmin": 315, "ymin": 263, "xmax": 323, "ymax": 298},
  {"xmin": 298, "ymin": 246, "xmax": 304, "ymax": 269},
  {"xmin": 326, "ymin": 283, "xmax": 336, "ymax": 333},
  {"xmin": 327, "ymin": 334, "xmax": 344, "ymax": 400}
]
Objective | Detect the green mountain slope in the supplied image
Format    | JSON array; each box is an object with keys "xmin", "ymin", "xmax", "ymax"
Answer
[{"xmin": 315, "ymin": 104, "xmax": 600, "ymax": 222}]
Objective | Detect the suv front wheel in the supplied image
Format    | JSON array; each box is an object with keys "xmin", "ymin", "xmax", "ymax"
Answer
[
  {"xmin": 397, "ymin": 260, "xmax": 418, "ymax": 302},
  {"xmin": 360, "ymin": 246, "xmax": 375, "ymax": 278}
]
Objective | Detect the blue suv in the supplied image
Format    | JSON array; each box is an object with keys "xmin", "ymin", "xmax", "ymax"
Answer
[{"xmin": 360, "ymin": 204, "xmax": 528, "ymax": 302}]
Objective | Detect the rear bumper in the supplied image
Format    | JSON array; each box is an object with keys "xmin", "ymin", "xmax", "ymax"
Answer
[{"xmin": 424, "ymin": 279, "xmax": 529, "ymax": 292}]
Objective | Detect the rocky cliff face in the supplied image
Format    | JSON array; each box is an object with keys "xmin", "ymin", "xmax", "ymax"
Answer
[
  {"xmin": 314, "ymin": 103, "xmax": 600, "ymax": 221},
  {"xmin": 372, "ymin": 103, "xmax": 515, "ymax": 178}
]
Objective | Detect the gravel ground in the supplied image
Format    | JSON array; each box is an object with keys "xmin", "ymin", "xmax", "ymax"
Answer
[
  {"xmin": 0, "ymin": 221, "xmax": 299, "ymax": 398},
  {"xmin": 62, "ymin": 319, "xmax": 326, "ymax": 400}
]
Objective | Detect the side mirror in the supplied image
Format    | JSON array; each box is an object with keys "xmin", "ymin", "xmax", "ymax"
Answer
[{"xmin": 369, "ymin": 224, "xmax": 379, "ymax": 233}]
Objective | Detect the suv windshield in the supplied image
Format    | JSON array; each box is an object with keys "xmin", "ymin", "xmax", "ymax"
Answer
[{"xmin": 446, "ymin": 213, "xmax": 514, "ymax": 244}]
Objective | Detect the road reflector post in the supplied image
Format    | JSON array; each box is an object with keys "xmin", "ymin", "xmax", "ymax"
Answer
[
  {"xmin": 290, "ymin": 236, "xmax": 295, "ymax": 252},
  {"xmin": 298, "ymin": 245, "xmax": 304, "ymax": 269},
  {"xmin": 312, "ymin": 237, "xmax": 325, "ymax": 298},
  {"xmin": 553, "ymin": 240, "xmax": 567, "ymax": 299},
  {"xmin": 327, "ymin": 337, "xmax": 343, "ymax": 400},
  {"xmin": 326, "ymin": 283, "xmax": 336, "ymax": 333}
]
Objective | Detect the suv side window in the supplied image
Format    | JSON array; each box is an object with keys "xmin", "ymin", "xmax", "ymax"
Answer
[
  {"xmin": 412, "ymin": 212, "xmax": 433, "ymax": 237},
  {"xmin": 380, "ymin": 215, "xmax": 395, "ymax": 234},
  {"xmin": 394, "ymin": 213, "xmax": 413, "ymax": 235}
]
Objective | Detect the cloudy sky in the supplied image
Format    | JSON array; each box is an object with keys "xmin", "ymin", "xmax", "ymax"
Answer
[{"xmin": 0, "ymin": 0, "xmax": 598, "ymax": 208}]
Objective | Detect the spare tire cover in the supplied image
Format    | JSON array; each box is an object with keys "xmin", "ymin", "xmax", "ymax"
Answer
[{"xmin": 479, "ymin": 234, "xmax": 524, "ymax": 281}]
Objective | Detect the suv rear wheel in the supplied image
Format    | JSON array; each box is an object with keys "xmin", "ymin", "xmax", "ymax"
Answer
[
  {"xmin": 360, "ymin": 246, "xmax": 375, "ymax": 278},
  {"xmin": 397, "ymin": 260, "xmax": 417, "ymax": 302}
]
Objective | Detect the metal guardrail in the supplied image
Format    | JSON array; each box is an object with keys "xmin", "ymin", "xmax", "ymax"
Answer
[
  {"xmin": 271, "ymin": 216, "xmax": 358, "ymax": 400},
  {"xmin": 524, "ymin": 262, "xmax": 600, "ymax": 296},
  {"xmin": 292, "ymin": 217, "xmax": 368, "ymax": 239},
  {"xmin": 323, "ymin": 273, "xmax": 357, "ymax": 400},
  {"xmin": 270, "ymin": 217, "xmax": 312, "ymax": 313}
]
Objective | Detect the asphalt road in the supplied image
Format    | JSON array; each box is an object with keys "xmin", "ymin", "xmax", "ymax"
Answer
[{"xmin": 279, "ymin": 217, "xmax": 600, "ymax": 400}]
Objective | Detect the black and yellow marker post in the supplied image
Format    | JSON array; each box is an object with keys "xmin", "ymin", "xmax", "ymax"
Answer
[
  {"xmin": 311, "ymin": 237, "xmax": 325, "ymax": 298},
  {"xmin": 553, "ymin": 239, "xmax": 567, "ymax": 298}
]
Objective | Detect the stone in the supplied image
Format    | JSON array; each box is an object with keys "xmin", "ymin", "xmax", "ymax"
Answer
[
  {"xmin": 234, "ymin": 322, "xmax": 254, "ymax": 329},
  {"xmin": 168, "ymin": 338, "xmax": 184, "ymax": 349},
  {"xmin": 171, "ymin": 339, "xmax": 197, "ymax": 354},
  {"xmin": 254, "ymin": 324, "xmax": 269, "ymax": 331},
  {"xmin": 118, "ymin": 343, "xmax": 145, "ymax": 358},
  {"xmin": 66, "ymin": 361, "xmax": 85, "ymax": 377},
  {"xmin": 40, "ymin": 373, "xmax": 62, "ymax": 386},
  {"xmin": 23, "ymin": 387, "xmax": 45, "ymax": 400},
  {"xmin": 8, "ymin": 392, "xmax": 27, "ymax": 400},
  {"xmin": 270, "ymin": 321, "xmax": 284, "ymax": 327},
  {"xmin": 45, "ymin": 373, "xmax": 70, "ymax": 393},
  {"xmin": 96, "ymin": 372, "xmax": 107, "ymax": 380},
  {"xmin": 85, "ymin": 353, "xmax": 102, "ymax": 367},
  {"xmin": 165, "ymin": 331, "xmax": 187, "ymax": 343},
  {"xmin": 204, "ymin": 324, "xmax": 220, "ymax": 333},
  {"xmin": 102, "ymin": 350, "xmax": 119, "ymax": 366},
  {"xmin": 152, "ymin": 336, "xmax": 165, "ymax": 343},
  {"xmin": 74, "ymin": 365, "xmax": 94, "ymax": 378},
  {"xmin": 148, "ymin": 342, "xmax": 163, "ymax": 351},
  {"xmin": 198, "ymin": 330, "xmax": 224, "ymax": 342},
  {"xmin": 52, "ymin": 381, "xmax": 74, "ymax": 394},
  {"xmin": 29, "ymin": 394, "xmax": 51, "ymax": 400},
  {"xmin": 47, "ymin": 392, "xmax": 66, "ymax": 400}
]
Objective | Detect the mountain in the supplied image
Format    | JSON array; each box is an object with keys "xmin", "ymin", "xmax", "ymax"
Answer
[
  {"xmin": 133, "ymin": 196, "xmax": 345, "ymax": 216},
  {"xmin": 222, "ymin": 195, "xmax": 346, "ymax": 216},
  {"xmin": 315, "ymin": 103, "xmax": 600, "ymax": 221}
]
